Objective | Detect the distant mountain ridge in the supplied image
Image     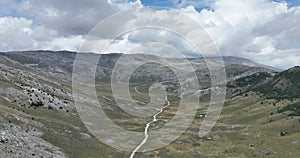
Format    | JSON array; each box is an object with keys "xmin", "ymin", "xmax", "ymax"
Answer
[{"xmin": 0, "ymin": 51, "xmax": 278, "ymax": 84}]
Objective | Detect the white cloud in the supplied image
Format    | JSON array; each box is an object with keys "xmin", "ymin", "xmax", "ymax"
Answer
[
  {"xmin": 0, "ymin": 0, "xmax": 299, "ymax": 69},
  {"xmin": 17, "ymin": 0, "xmax": 119, "ymax": 35},
  {"xmin": 173, "ymin": 0, "xmax": 216, "ymax": 9},
  {"xmin": 0, "ymin": 17, "xmax": 35, "ymax": 50},
  {"xmin": 81, "ymin": 1, "xmax": 300, "ymax": 69},
  {"xmin": 0, "ymin": 16, "xmax": 84, "ymax": 51},
  {"xmin": 17, "ymin": 0, "xmax": 142, "ymax": 35},
  {"xmin": 179, "ymin": 0, "xmax": 300, "ymax": 69},
  {"xmin": 108, "ymin": 0, "xmax": 142, "ymax": 10},
  {"xmin": 39, "ymin": 35, "xmax": 84, "ymax": 51},
  {"xmin": 0, "ymin": 0, "xmax": 141, "ymax": 52}
]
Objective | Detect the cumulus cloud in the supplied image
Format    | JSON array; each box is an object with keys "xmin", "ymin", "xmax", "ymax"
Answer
[
  {"xmin": 17, "ymin": 0, "xmax": 119, "ymax": 35},
  {"xmin": 0, "ymin": 0, "xmax": 299, "ymax": 69},
  {"xmin": 0, "ymin": 16, "xmax": 84, "ymax": 51},
  {"xmin": 17, "ymin": 0, "xmax": 142, "ymax": 35},
  {"xmin": 178, "ymin": 0, "xmax": 300, "ymax": 69},
  {"xmin": 99, "ymin": 9, "xmax": 207, "ymax": 57},
  {"xmin": 173, "ymin": 0, "xmax": 216, "ymax": 9},
  {"xmin": 80, "ymin": 0, "xmax": 300, "ymax": 69},
  {"xmin": 0, "ymin": 16, "xmax": 37, "ymax": 50},
  {"xmin": 0, "ymin": 0, "xmax": 141, "ymax": 52},
  {"xmin": 102, "ymin": 1, "xmax": 298, "ymax": 67}
]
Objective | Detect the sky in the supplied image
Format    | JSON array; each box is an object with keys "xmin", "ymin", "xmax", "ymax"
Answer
[{"xmin": 0, "ymin": 0, "xmax": 299, "ymax": 69}]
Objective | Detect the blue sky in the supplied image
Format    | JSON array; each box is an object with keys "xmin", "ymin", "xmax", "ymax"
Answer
[
  {"xmin": 140, "ymin": 0, "xmax": 299, "ymax": 9},
  {"xmin": 275, "ymin": 0, "xmax": 300, "ymax": 6},
  {"xmin": 141, "ymin": 0, "xmax": 174, "ymax": 6},
  {"xmin": 140, "ymin": 0, "xmax": 208, "ymax": 11},
  {"xmin": 140, "ymin": 0, "xmax": 299, "ymax": 7}
]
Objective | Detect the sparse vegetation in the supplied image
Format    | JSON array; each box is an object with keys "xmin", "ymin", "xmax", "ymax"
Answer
[
  {"xmin": 280, "ymin": 131, "xmax": 287, "ymax": 136},
  {"xmin": 30, "ymin": 101, "xmax": 44, "ymax": 108},
  {"xmin": 253, "ymin": 67, "xmax": 300, "ymax": 99},
  {"xmin": 0, "ymin": 51, "xmax": 299, "ymax": 157},
  {"xmin": 278, "ymin": 102, "xmax": 300, "ymax": 116}
]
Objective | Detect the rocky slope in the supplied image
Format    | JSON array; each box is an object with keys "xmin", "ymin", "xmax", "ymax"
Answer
[
  {"xmin": 0, "ymin": 55, "xmax": 126, "ymax": 157},
  {"xmin": 0, "ymin": 51, "xmax": 277, "ymax": 82},
  {"xmin": 1, "ymin": 50, "xmax": 298, "ymax": 158}
]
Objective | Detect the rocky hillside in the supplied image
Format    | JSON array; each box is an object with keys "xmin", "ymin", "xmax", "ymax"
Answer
[
  {"xmin": 1, "ymin": 50, "xmax": 298, "ymax": 158},
  {"xmin": 253, "ymin": 66, "xmax": 300, "ymax": 99},
  {"xmin": 0, "ymin": 51, "xmax": 277, "ymax": 83},
  {"xmin": 229, "ymin": 66, "xmax": 300, "ymax": 99},
  {"xmin": 0, "ymin": 55, "xmax": 126, "ymax": 157}
]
